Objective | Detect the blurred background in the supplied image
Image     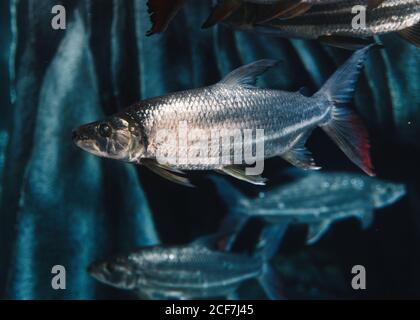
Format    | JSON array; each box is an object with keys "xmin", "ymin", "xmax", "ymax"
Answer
[{"xmin": 0, "ymin": 0, "xmax": 419, "ymax": 299}]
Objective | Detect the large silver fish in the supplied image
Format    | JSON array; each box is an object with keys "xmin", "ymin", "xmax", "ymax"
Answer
[
  {"xmin": 88, "ymin": 232, "xmax": 285, "ymax": 300},
  {"xmin": 250, "ymin": 0, "xmax": 420, "ymax": 48},
  {"xmin": 73, "ymin": 46, "xmax": 374, "ymax": 187},
  {"xmin": 212, "ymin": 171, "xmax": 406, "ymax": 246}
]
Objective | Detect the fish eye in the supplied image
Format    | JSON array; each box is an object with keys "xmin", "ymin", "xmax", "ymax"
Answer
[{"xmin": 98, "ymin": 123, "xmax": 112, "ymax": 138}]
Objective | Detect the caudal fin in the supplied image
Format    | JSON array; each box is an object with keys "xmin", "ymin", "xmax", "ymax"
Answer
[
  {"xmin": 255, "ymin": 224, "xmax": 290, "ymax": 300},
  {"xmin": 210, "ymin": 176, "xmax": 249, "ymax": 250},
  {"xmin": 255, "ymin": 223, "xmax": 290, "ymax": 262},
  {"xmin": 258, "ymin": 264, "xmax": 286, "ymax": 300},
  {"xmin": 317, "ymin": 45, "xmax": 375, "ymax": 176}
]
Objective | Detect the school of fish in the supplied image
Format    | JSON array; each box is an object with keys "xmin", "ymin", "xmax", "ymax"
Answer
[{"xmin": 71, "ymin": 0, "xmax": 415, "ymax": 299}]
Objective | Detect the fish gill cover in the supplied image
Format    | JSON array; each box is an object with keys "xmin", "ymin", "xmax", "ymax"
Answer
[{"xmin": 0, "ymin": 0, "xmax": 419, "ymax": 300}]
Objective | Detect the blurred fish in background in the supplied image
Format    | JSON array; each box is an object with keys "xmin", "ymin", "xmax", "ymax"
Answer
[
  {"xmin": 212, "ymin": 170, "xmax": 406, "ymax": 248},
  {"xmin": 245, "ymin": 0, "xmax": 420, "ymax": 49},
  {"xmin": 88, "ymin": 229, "xmax": 286, "ymax": 300}
]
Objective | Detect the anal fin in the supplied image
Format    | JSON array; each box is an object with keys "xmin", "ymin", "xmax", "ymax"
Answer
[
  {"xmin": 398, "ymin": 23, "xmax": 420, "ymax": 47},
  {"xmin": 306, "ymin": 219, "xmax": 332, "ymax": 245},
  {"xmin": 226, "ymin": 292, "xmax": 240, "ymax": 300},
  {"xmin": 218, "ymin": 165, "xmax": 267, "ymax": 186},
  {"xmin": 282, "ymin": 131, "xmax": 321, "ymax": 170},
  {"xmin": 354, "ymin": 209, "xmax": 374, "ymax": 229}
]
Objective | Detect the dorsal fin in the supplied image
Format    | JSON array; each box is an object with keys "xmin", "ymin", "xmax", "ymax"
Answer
[
  {"xmin": 298, "ymin": 86, "xmax": 311, "ymax": 97},
  {"xmin": 219, "ymin": 60, "xmax": 278, "ymax": 88}
]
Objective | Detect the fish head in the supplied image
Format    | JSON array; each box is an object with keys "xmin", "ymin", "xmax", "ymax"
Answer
[
  {"xmin": 371, "ymin": 180, "xmax": 406, "ymax": 208},
  {"xmin": 72, "ymin": 114, "xmax": 145, "ymax": 162},
  {"xmin": 88, "ymin": 256, "xmax": 138, "ymax": 290}
]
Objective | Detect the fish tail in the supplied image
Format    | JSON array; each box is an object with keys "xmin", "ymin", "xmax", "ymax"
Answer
[
  {"xmin": 210, "ymin": 176, "xmax": 249, "ymax": 251},
  {"xmin": 255, "ymin": 223, "xmax": 290, "ymax": 262},
  {"xmin": 255, "ymin": 224, "xmax": 289, "ymax": 300},
  {"xmin": 258, "ymin": 264, "xmax": 287, "ymax": 300},
  {"xmin": 316, "ymin": 45, "xmax": 375, "ymax": 176}
]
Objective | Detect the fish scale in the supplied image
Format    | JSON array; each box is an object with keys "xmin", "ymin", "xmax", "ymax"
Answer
[
  {"xmin": 126, "ymin": 85, "xmax": 325, "ymax": 170},
  {"xmin": 135, "ymin": 247, "xmax": 261, "ymax": 289},
  {"xmin": 212, "ymin": 171, "xmax": 406, "ymax": 246}
]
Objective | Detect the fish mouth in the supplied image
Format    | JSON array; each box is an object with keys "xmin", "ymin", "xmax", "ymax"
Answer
[
  {"xmin": 87, "ymin": 262, "xmax": 110, "ymax": 282},
  {"xmin": 72, "ymin": 128, "xmax": 92, "ymax": 144},
  {"xmin": 72, "ymin": 129, "xmax": 109, "ymax": 158}
]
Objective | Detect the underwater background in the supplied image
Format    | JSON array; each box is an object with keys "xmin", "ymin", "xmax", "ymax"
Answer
[{"xmin": 0, "ymin": 0, "xmax": 419, "ymax": 299}]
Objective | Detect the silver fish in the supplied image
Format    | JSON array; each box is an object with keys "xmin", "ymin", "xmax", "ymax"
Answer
[
  {"xmin": 207, "ymin": 0, "xmax": 383, "ymax": 27},
  {"xmin": 73, "ymin": 46, "xmax": 374, "ymax": 186},
  {"xmin": 146, "ymin": 0, "xmax": 388, "ymax": 35},
  {"xmin": 212, "ymin": 170, "xmax": 406, "ymax": 246},
  {"xmin": 88, "ymin": 232, "xmax": 284, "ymax": 300},
  {"xmin": 252, "ymin": 0, "xmax": 420, "ymax": 47}
]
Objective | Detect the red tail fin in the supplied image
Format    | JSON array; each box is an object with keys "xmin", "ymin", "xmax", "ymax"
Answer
[
  {"xmin": 322, "ymin": 107, "xmax": 374, "ymax": 176},
  {"xmin": 317, "ymin": 46, "xmax": 375, "ymax": 176}
]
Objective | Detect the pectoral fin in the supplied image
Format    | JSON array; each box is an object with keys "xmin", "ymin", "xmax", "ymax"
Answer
[
  {"xmin": 146, "ymin": 0, "xmax": 186, "ymax": 36},
  {"xmin": 141, "ymin": 159, "xmax": 194, "ymax": 187},
  {"xmin": 282, "ymin": 131, "xmax": 321, "ymax": 170},
  {"xmin": 218, "ymin": 165, "xmax": 267, "ymax": 185},
  {"xmin": 398, "ymin": 23, "xmax": 420, "ymax": 47},
  {"xmin": 307, "ymin": 220, "xmax": 332, "ymax": 245},
  {"xmin": 202, "ymin": 0, "xmax": 242, "ymax": 28},
  {"xmin": 257, "ymin": 1, "xmax": 312, "ymax": 23}
]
